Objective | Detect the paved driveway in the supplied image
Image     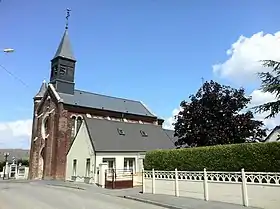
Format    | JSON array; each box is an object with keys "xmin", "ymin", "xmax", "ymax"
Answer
[{"xmin": 0, "ymin": 182, "xmax": 164, "ymax": 209}]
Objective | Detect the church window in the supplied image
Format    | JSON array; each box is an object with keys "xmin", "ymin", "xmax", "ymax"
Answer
[
  {"xmin": 44, "ymin": 118, "xmax": 49, "ymax": 136},
  {"xmin": 71, "ymin": 116, "xmax": 76, "ymax": 140},
  {"xmin": 41, "ymin": 115, "xmax": 49, "ymax": 139},
  {"xmin": 117, "ymin": 128, "xmax": 125, "ymax": 136},
  {"xmin": 76, "ymin": 116, "xmax": 83, "ymax": 133},
  {"xmin": 140, "ymin": 130, "xmax": 148, "ymax": 137}
]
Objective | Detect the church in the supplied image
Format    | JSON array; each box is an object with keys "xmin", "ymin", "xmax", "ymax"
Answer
[{"xmin": 28, "ymin": 20, "xmax": 177, "ymax": 183}]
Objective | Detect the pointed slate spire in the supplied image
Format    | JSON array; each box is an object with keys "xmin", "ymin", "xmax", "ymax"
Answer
[
  {"xmin": 34, "ymin": 80, "xmax": 48, "ymax": 99},
  {"xmin": 52, "ymin": 29, "xmax": 75, "ymax": 61}
]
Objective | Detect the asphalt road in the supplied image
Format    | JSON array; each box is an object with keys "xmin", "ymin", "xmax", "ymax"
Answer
[{"xmin": 0, "ymin": 182, "xmax": 165, "ymax": 209}]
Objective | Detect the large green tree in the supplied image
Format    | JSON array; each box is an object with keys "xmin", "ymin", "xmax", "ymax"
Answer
[
  {"xmin": 174, "ymin": 80, "xmax": 267, "ymax": 147},
  {"xmin": 254, "ymin": 60, "xmax": 280, "ymax": 118}
]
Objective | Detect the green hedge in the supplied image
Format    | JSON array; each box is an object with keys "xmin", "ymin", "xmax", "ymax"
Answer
[{"xmin": 144, "ymin": 142, "xmax": 280, "ymax": 172}]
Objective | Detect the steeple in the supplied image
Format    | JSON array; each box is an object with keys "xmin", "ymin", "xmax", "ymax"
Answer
[
  {"xmin": 34, "ymin": 80, "xmax": 47, "ymax": 100},
  {"xmin": 50, "ymin": 9, "xmax": 76, "ymax": 95},
  {"xmin": 52, "ymin": 29, "xmax": 75, "ymax": 61}
]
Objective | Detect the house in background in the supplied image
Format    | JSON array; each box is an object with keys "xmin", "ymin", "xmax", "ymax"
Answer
[
  {"xmin": 66, "ymin": 116, "xmax": 175, "ymax": 184},
  {"xmin": 264, "ymin": 126, "xmax": 280, "ymax": 142},
  {"xmin": 29, "ymin": 16, "xmax": 177, "ymax": 183}
]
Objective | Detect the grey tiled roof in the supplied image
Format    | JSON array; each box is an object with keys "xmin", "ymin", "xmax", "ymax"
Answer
[
  {"xmin": 59, "ymin": 90, "xmax": 156, "ymax": 117},
  {"xmin": 34, "ymin": 81, "xmax": 47, "ymax": 99},
  {"xmin": 53, "ymin": 29, "xmax": 75, "ymax": 60},
  {"xmin": 163, "ymin": 129, "xmax": 178, "ymax": 143},
  {"xmin": 84, "ymin": 117, "xmax": 176, "ymax": 152}
]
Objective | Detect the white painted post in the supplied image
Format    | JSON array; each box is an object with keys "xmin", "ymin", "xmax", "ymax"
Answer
[
  {"xmin": 241, "ymin": 168, "xmax": 249, "ymax": 207},
  {"xmin": 203, "ymin": 168, "xmax": 209, "ymax": 201},
  {"xmin": 152, "ymin": 168, "xmax": 155, "ymax": 194},
  {"xmin": 142, "ymin": 168, "xmax": 145, "ymax": 193},
  {"xmin": 175, "ymin": 168, "xmax": 179, "ymax": 197}
]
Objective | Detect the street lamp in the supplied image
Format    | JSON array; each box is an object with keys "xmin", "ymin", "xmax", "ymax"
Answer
[
  {"xmin": 3, "ymin": 48, "xmax": 14, "ymax": 53},
  {"xmin": 2, "ymin": 152, "xmax": 9, "ymax": 180}
]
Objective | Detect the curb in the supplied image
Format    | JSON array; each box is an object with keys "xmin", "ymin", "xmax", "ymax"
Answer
[
  {"xmin": 123, "ymin": 195, "xmax": 183, "ymax": 209},
  {"xmin": 46, "ymin": 183, "xmax": 86, "ymax": 190}
]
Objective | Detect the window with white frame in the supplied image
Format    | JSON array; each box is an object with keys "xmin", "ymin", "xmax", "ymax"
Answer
[
  {"xmin": 103, "ymin": 158, "xmax": 115, "ymax": 170},
  {"xmin": 124, "ymin": 158, "xmax": 135, "ymax": 173}
]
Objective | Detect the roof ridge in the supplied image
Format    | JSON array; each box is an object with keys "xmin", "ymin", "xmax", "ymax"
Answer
[{"xmin": 75, "ymin": 89, "xmax": 143, "ymax": 103}]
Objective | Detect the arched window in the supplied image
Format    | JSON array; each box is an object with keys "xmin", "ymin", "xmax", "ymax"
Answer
[
  {"xmin": 71, "ymin": 116, "xmax": 76, "ymax": 140},
  {"xmin": 76, "ymin": 117, "xmax": 83, "ymax": 133},
  {"xmin": 44, "ymin": 118, "xmax": 49, "ymax": 136},
  {"xmin": 41, "ymin": 115, "xmax": 49, "ymax": 139}
]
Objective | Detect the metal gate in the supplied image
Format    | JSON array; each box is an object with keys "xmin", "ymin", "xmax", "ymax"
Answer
[{"xmin": 105, "ymin": 169, "xmax": 133, "ymax": 189}]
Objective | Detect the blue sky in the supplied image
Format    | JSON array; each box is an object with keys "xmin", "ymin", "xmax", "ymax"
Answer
[{"xmin": 1, "ymin": 0, "xmax": 280, "ymax": 148}]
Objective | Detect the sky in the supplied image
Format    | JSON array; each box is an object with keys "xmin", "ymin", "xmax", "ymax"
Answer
[{"xmin": 1, "ymin": 0, "xmax": 280, "ymax": 148}]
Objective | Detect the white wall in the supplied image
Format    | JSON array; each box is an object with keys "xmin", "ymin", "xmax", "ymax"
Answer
[
  {"xmin": 144, "ymin": 170, "xmax": 280, "ymax": 209},
  {"xmin": 66, "ymin": 122, "xmax": 95, "ymax": 183},
  {"xmin": 266, "ymin": 129, "xmax": 280, "ymax": 142},
  {"xmin": 95, "ymin": 152, "xmax": 145, "ymax": 186},
  {"xmin": 95, "ymin": 152, "xmax": 145, "ymax": 173}
]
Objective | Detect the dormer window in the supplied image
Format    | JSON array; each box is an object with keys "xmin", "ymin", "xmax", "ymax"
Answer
[
  {"xmin": 140, "ymin": 130, "xmax": 148, "ymax": 137},
  {"xmin": 117, "ymin": 128, "xmax": 125, "ymax": 136}
]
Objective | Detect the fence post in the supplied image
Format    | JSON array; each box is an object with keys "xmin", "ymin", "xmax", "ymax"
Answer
[
  {"xmin": 142, "ymin": 168, "xmax": 145, "ymax": 193},
  {"xmin": 152, "ymin": 168, "xmax": 155, "ymax": 194},
  {"xmin": 203, "ymin": 168, "xmax": 209, "ymax": 201},
  {"xmin": 241, "ymin": 168, "xmax": 249, "ymax": 207},
  {"xmin": 175, "ymin": 168, "xmax": 179, "ymax": 197}
]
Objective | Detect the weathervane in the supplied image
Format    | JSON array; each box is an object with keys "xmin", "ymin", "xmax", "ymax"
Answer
[{"xmin": 65, "ymin": 8, "xmax": 71, "ymax": 30}]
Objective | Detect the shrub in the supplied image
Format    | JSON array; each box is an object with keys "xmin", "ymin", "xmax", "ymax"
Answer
[{"xmin": 144, "ymin": 142, "xmax": 280, "ymax": 172}]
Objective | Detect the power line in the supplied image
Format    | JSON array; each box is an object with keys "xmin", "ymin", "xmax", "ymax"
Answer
[{"xmin": 0, "ymin": 64, "xmax": 29, "ymax": 88}]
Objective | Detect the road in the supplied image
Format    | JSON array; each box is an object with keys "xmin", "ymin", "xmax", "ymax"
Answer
[{"xmin": 0, "ymin": 182, "xmax": 165, "ymax": 209}]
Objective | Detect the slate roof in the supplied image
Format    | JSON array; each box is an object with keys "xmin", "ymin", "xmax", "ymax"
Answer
[
  {"xmin": 53, "ymin": 29, "xmax": 75, "ymax": 61},
  {"xmin": 84, "ymin": 117, "xmax": 176, "ymax": 152},
  {"xmin": 59, "ymin": 90, "xmax": 156, "ymax": 117},
  {"xmin": 163, "ymin": 129, "xmax": 178, "ymax": 143}
]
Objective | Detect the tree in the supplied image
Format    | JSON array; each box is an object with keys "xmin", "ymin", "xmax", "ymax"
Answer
[
  {"xmin": 254, "ymin": 60, "xmax": 280, "ymax": 118},
  {"xmin": 174, "ymin": 80, "xmax": 267, "ymax": 147},
  {"xmin": 17, "ymin": 159, "xmax": 29, "ymax": 166}
]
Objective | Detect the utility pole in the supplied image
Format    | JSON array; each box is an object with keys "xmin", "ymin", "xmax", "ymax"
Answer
[{"xmin": 2, "ymin": 152, "xmax": 9, "ymax": 180}]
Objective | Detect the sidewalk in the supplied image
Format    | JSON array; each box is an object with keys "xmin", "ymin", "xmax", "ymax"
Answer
[
  {"xmin": 123, "ymin": 193, "xmax": 260, "ymax": 209},
  {"xmin": 39, "ymin": 180, "xmax": 260, "ymax": 209}
]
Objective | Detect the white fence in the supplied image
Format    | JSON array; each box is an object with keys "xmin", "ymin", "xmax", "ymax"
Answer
[{"xmin": 143, "ymin": 169, "xmax": 280, "ymax": 209}]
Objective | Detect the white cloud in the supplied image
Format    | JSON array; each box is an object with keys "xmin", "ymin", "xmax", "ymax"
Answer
[
  {"xmin": 249, "ymin": 90, "xmax": 279, "ymax": 129},
  {"xmin": 0, "ymin": 119, "xmax": 32, "ymax": 149},
  {"xmin": 212, "ymin": 31, "xmax": 280, "ymax": 129},
  {"xmin": 163, "ymin": 108, "xmax": 181, "ymax": 130},
  {"xmin": 213, "ymin": 31, "xmax": 280, "ymax": 84}
]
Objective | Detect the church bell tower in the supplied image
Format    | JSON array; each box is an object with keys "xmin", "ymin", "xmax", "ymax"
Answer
[{"xmin": 50, "ymin": 9, "xmax": 76, "ymax": 95}]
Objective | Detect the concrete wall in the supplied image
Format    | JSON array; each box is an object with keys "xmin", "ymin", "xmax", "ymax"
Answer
[
  {"xmin": 66, "ymin": 122, "xmax": 95, "ymax": 183},
  {"xmin": 144, "ymin": 170, "xmax": 280, "ymax": 209}
]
